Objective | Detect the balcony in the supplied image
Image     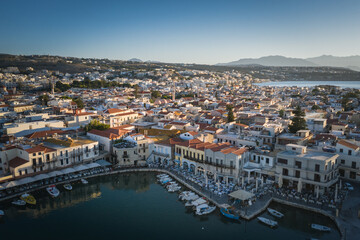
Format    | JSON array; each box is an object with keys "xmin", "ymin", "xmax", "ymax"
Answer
[
  {"xmin": 183, "ymin": 155, "xmax": 204, "ymax": 163},
  {"xmin": 32, "ymin": 163, "xmax": 45, "ymax": 169}
]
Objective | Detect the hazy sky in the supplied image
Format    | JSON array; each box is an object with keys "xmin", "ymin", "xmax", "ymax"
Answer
[{"xmin": 1, "ymin": 0, "xmax": 360, "ymax": 64}]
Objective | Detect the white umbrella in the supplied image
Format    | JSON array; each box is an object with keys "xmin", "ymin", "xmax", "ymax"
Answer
[
  {"xmin": 335, "ymin": 184, "xmax": 338, "ymax": 202},
  {"xmin": 278, "ymin": 174, "xmax": 283, "ymax": 188},
  {"xmin": 255, "ymin": 178, "xmax": 258, "ymax": 192},
  {"xmin": 316, "ymin": 186, "xmax": 319, "ymax": 199},
  {"xmin": 297, "ymin": 178, "xmax": 302, "ymax": 193}
]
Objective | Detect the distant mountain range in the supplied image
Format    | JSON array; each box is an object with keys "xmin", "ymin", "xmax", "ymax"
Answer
[{"xmin": 217, "ymin": 55, "xmax": 360, "ymax": 71}]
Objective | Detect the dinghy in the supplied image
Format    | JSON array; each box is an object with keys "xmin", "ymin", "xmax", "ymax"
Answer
[
  {"xmin": 63, "ymin": 183, "xmax": 72, "ymax": 191},
  {"xmin": 20, "ymin": 193, "xmax": 37, "ymax": 205},
  {"xmin": 258, "ymin": 217, "xmax": 278, "ymax": 228},
  {"xmin": 81, "ymin": 178, "xmax": 88, "ymax": 184},
  {"xmin": 267, "ymin": 208, "xmax": 284, "ymax": 218},
  {"xmin": 46, "ymin": 185, "xmax": 60, "ymax": 197},
  {"xmin": 311, "ymin": 224, "xmax": 331, "ymax": 232},
  {"xmin": 11, "ymin": 199, "xmax": 26, "ymax": 206},
  {"xmin": 220, "ymin": 207, "xmax": 240, "ymax": 220},
  {"xmin": 195, "ymin": 204, "xmax": 216, "ymax": 215}
]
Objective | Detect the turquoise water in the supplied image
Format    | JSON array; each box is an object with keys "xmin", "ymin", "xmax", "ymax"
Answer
[
  {"xmin": 254, "ymin": 81, "xmax": 360, "ymax": 89},
  {"xmin": 0, "ymin": 172, "xmax": 340, "ymax": 240}
]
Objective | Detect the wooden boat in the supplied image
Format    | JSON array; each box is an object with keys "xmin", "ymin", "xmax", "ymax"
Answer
[
  {"xmin": 46, "ymin": 185, "xmax": 60, "ymax": 197},
  {"xmin": 11, "ymin": 199, "xmax": 26, "ymax": 206},
  {"xmin": 267, "ymin": 208, "xmax": 284, "ymax": 218},
  {"xmin": 311, "ymin": 223, "xmax": 331, "ymax": 232},
  {"xmin": 20, "ymin": 193, "xmax": 37, "ymax": 205},
  {"xmin": 220, "ymin": 207, "xmax": 240, "ymax": 220},
  {"xmin": 258, "ymin": 217, "xmax": 278, "ymax": 228},
  {"xmin": 81, "ymin": 178, "xmax": 88, "ymax": 184},
  {"xmin": 63, "ymin": 183, "xmax": 73, "ymax": 191}
]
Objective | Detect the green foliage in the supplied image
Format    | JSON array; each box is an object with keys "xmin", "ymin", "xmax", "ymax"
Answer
[
  {"xmin": 279, "ymin": 109, "xmax": 285, "ymax": 118},
  {"xmin": 38, "ymin": 94, "xmax": 49, "ymax": 105},
  {"xmin": 311, "ymin": 105, "xmax": 320, "ymax": 110},
  {"xmin": 227, "ymin": 105, "xmax": 234, "ymax": 123},
  {"xmin": 288, "ymin": 106, "xmax": 307, "ymax": 133},
  {"xmin": 84, "ymin": 120, "xmax": 110, "ymax": 132},
  {"xmin": 341, "ymin": 91, "xmax": 359, "ymax": 111},
  {"xmin": 60, "ymin": 96, "xmax": 72, "ymax": 99},
  {"xmin": 73, "ymin": 98, "xmax": 84, "ymax": 109},
  {"xmin": 151, "ymin": 90, "xmax": 162, "ymax": 99},
  {"xmin": 55, "ymin": 81, "xmax": 71, "ymax": 92}
]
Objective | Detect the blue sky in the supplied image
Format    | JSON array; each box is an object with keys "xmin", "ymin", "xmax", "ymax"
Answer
[{"xmin": 1, "ymin": 0, "xmax": 359, "ymax": 64}]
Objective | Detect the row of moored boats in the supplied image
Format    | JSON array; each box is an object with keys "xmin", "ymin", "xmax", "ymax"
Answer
[
  {"xmin": 0, "ymin": 179, "xmax": 89, "ymax": 215},
  {"xmin": 157, "ymin": 174, "xmax": 216, "ymax": 216}
]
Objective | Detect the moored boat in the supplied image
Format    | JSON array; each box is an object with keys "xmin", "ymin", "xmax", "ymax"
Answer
[
  {"xmin": 267, "ymin": 208, "xmax": 284, "ymax": 218},
  {"xmin": 257, "ymin": 217, "xmax": 278, "ymax": 228},
  {"xmin": 63, "ymin": 183, "xmax": 73, "ymax": 191},
  {"xmin": 11, "ymin": 199, "xmax": 26, "ymax": 206},
  {"xmin": 0, "ymin": 210, "xmax": 4, "ymax": 216},
  {"xmin": 311, "ymin": 223, "xmax": 331, "ymax": 232},
  {"xmin": 185, "ymin": 197, "xmax": 208, "ymax": 207},
  {"xmin": 195, "ymin": 204, "xmax": 216, "ymax": 215},
  {"xmin": 46, "ymin": 185, "xmax": 60, "ymax": 197},
  {"xmin": 20, "ymin": 193, "xmax": 37, "ymax": 205},
  {"xmin": 81, "ymin": 178, "xmax": 88, "ymax": 184},
  {"xmin": 220, "ymin": 207, "xmax": 240, "ymax": 220}
]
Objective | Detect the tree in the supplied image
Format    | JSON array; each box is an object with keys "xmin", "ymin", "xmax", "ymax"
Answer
[
  {"xmin": 227, "ymin": 105, "xmax": 234, "ymax": 123},
  {"xmin": 279, "ymin": 109, "xmax": 285, "ymax": 118},
  {"xmin": 84, "ymin": 120, "xmax": 110, "ymax": 132},
  {"xmin": 288, "ymin": 106, "xmax": 307, "ymax": 133},
  {"xmin": 151, "ymin": 90, "xmax": 161, "ymax": 99},
  {"xmin": 134, "ymin": 84, "xmax": 140, "ymax": 98},
  {"xmin": 73, "ymin": 98, "xmax": 84, "ymax": 109},
  {"xmin": 38, "ymin": 94, "xmax": 49, "ymax": 106},
  {"xmin": 311, "ymin": 105, "xmax": 320, "ymax": 110}
]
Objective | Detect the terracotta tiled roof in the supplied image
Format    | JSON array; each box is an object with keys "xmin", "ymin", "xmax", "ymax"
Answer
[
  {"xmin": 25, "ymin": 145, "xmax": 56, "ymax": 154},
  {"xmin": 8, "ymin": 157, "xmax": 28, "ymax": 168},
  {"xmin": 338, "ymin": 140, "xmax": 359, "ymax": 150}
]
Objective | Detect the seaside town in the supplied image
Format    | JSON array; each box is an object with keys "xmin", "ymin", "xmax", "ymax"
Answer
[{"xmin": 0, "ymin": 56, "xmax": 359, "ymax": 239}]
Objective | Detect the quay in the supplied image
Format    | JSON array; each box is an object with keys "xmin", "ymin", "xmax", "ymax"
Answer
[{"xmin": 1, "ymin": 166, "xmax": 357, "ymax": 240}]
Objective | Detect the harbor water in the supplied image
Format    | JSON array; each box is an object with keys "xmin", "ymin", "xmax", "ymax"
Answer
[{"xmin": 0, "ymin": 172, "xmax": 340, "ymax": 240}]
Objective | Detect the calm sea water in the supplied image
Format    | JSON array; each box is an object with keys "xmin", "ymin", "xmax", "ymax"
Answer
[
  {"xmin": 254, "ymin": 81, "xmax": 360, "ymax": 89},
  {"xmin": 0, "ymin": 172, "xmax": 340, "ymax": 240}
]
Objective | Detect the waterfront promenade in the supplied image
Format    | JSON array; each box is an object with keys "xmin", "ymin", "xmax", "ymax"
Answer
[{"xmin": 1, "ymin": 165, "xmax": 357, "ymax": 240}]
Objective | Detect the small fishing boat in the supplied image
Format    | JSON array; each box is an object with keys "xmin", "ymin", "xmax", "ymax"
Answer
[
  {"xmin": 167, "ymin": 185, "xmax": 181, "ymax": 192},
  {"xmin": 179, "ymin": 191, "xmax": 198, "ymax": 201},
  {"xmin": 11, "ymin": 199, "xmax": 26, "ymax": 206},
  {"xmin": 20, "ymin": 193, "xmax": 37, "ymax": 205},
  {"xmin": 0, "ymin": 210, "xmax": 4, "ymax": 216},
  {"xmin": 46, "ymin": 185, "xmax": 60, "ymax": 197},
  {"xmin": 311, "ymin": 224, "xmax": 331, "ymax": 232},
  {"xmin": 220, "ymin": 207, "xmax": 240, "ymax": 220},
  {"xmin": 258, "ymin": 217, "xmax": 278, "ymax": 228},
  {"xmin": 63, "ymin": 183, "xmax": 72, "ymax": 191},
  {"xmin": 267, "ymin": 208, "xmax": 284, "ymax": 218},
  {"xmin": 185, "ymin": 197, "xmax": 208, "ymax": 207},
  {"xmin": 81, "ymin": 178, "xmax": 88, "ymax": 184},
  {"xmin": 195, "ymin": 204, "xmax": 216, "ymax": 216}
]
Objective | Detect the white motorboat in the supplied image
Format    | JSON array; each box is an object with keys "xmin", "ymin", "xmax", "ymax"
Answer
[
  {"xmin": 81, "ymin": 178, "xmax": 88, "ymax": 184},
  {"xmin": 311, "ymin": 224, "xmax": 331, "ymax": 232},
  {"xmin": 63, "ymin": 183, "xmax": 73, "ymax": 191},
  {"xmin": 0, "ymin": 210, "xmax": 4, "ymax": 216},
  {"xmin": 267, "ymin": 208, "xmax": 284, "ymax": 218},
  {"xmin": 185, "ymin": 197, "xmax": 208, "ymax": 207},
  {"xmin": 195, "ymin": 204, "xmax": 216, "ymax": 215},
  {"xmin": 157, "ymin": 174, "xmax": 168, "ymax": 178},
  {"xmin": 257, "ymin": 217, "xmax": 278, "ymax": 228},
  {"xmin": 168, "ymin": 185, "xmax": 181, "ymax": 192},
  {"xmin": 11, "ymin": 199, "xmax": 26, "ymax": 206},
  {"xmin": 46, "ymin": 185, "xmax": 60, "ymax": 197},
  {"xmin": 179, "ymin": 191, "xmax": 197, "ymax": 201}
]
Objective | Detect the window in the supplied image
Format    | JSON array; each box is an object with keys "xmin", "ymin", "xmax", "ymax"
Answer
[
  {"xmin": 352, "ymin": 161, "xmax": 356, "ymax": 169},
  {"xmin": 340, "ymin": 149, "xmax": 343, "ymax": 153},
  {"xmin": 25, "ymin": 169, "xmax": 28, "ymax": 174},
  {"xmin": 278, "ymin": 158, "xmax": 288, "ymax": 164},
  {"xmin": 315, "ymin": 164, "xmax": 320, "ymax": 172},
  {"xmin": 314, "ymin": 174, "xmax": 320, "ymax": 182},
  {"xmin": 350, "ymin": 171, "xmax": 356, "ymax": 179},
  {"xmin": 339, "ymin": 169, "xmax": 345, "ymax": 177},
  {"xmin": 282, "ymin": 168, "xmax": 288, "ymax": 176},
  {"xmin": 348, "ymin": 150, "xmax": 352, "ymax": 156},
  {"xmin": 33, "ymin": 153, "xmax": 36, "ymax": 156},
  {"xmin": 60, "ymin": 160, "xmax": 63, "ymax": 165},
  {"xmin": 295, "ymin": 161, "xmax": 302, "ymax": 169},
  {"xmin": 341, "ymin": 159, "xmax": 345, "ymax": 164},
  {"xmin": 266, "ymin": 158, "xmax": 269, "ymax": 164},
  {"xmin": 38, "ymin": 152, "xmax": 41, "ymax": 155},
  {"xmin": 295, "ymin": 170, "xmax": 300, "ymax": 178}
]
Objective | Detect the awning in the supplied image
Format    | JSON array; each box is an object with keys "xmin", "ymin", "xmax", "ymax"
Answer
[
  {"xmin": 33, "ymin": 174, "xmax": 50, "ymax": 181},
  {"xmin": 47, "ymin": 171, "xmax": 63, "ymax": 177},
  {"xmin": 95, "ymin": 160, "xmax": 112, "ymax": 167},
  {"xmin": 228, "ymin": 189, "xmax": 255, "ymax": 201},
  {"xmin": 4, "ymin": 181, "xmax": 19, "ymax": 189},
  {"xmin": 73, "ymin": 165, "xmax": 89, "ymax": 172},
  {"xmin": 86, "ymin": 163, "xmax": 101, "ymax": 169},
  {"xmin": 17, "ymin": 177, "xmax": 35, "ymax": 185},
  {"xmin": 61, "ymin": 168, "xmax": 76, "ymax": 174}
]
